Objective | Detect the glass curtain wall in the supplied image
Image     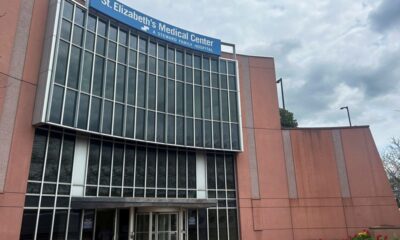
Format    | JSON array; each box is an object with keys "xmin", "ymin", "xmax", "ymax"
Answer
[{"xmin": 48, "ymin": 0, "xmax": 241, "ymax": 152}]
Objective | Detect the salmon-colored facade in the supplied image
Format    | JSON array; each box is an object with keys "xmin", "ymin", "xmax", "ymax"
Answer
[{"xmin": 0, "ymin": 0, "xmax": 399, "ymax": 239}]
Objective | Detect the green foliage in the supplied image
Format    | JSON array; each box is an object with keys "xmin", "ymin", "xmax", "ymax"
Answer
[
  {"xmin": 382, "ymin": 138, "xmax": 400, "ymax": 206},
  {"xmin": 279, "ymin": 108, "xmax": 298, "ymax": 128}
]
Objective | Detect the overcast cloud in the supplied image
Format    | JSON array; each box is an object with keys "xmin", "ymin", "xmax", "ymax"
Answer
[{"xmin": 122, "ymin": 0, "xmax": 400, "ymax": 151}]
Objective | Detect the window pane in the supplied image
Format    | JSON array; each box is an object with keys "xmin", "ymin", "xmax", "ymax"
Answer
[
  {"xmin": 194, "ymin": 69, "xmax": 201, "ymax": 85},
  {"xmin": 207, "ymin": 154, "xmax": 215, "ymax": 188},
  {"xmin": 119, "ymin": 29, "xmax": 127, "ymax": 45},
  {"xmin": 87, "ymin": 15, "xmax": 96, "ymax": 32},
  {"xmin": 185, "ymin": 53, "xmax": 192, "ymax": 66},
  {"xmin": 168, "ymin": 151, "xmax": 176, "ymax": 189},
  {"xmin": 50, "ymin": 85, "xmax": 64, "ymax": 123},
  {"xmin": 221, "ymin": 75, "xmax": 228, "ymax": 89},
  {"xmin": 176, "ymin": 65, "xmax": 184, "ymax": 81},
  {"xmin": 220, "ymin": 60, "xmax": 227, "ymax": 74},
  {"xmin": 186, "ymin": 84, "xmax": 193, "ymax": 117},
  {"xmin": 125, "ymin": 106, "xmax": 135, "ymax": 138},
  {"xmin": 130, "ymin": 34, "xmax": 138, "ymax": 49},
  {"xmin": 205, "ymin": 121, "xmax": 212, "ymax": 148},
  {"xmin": 185, "ymin": 67, "xmax": 193, "ymax": 83},
  {"xmin": 93, "ymin": 56, "xmax": 104, "ymax": 96},
  {"xmin": 81, "ymin": 52, "xmax": 93, "ymax": 93},
  {"xmin": 127, "ymin": 68, "xmax": 136, "ymax": 105},
  {"xmin": 216, "ymin": 155, "xmax": 225, "ymax": 189},
  {"xmin": 114, "ymin": 103, "xmax": 124, "ymax": 136},
  {"xmin": 208, "ymin": 209, "xmax": 218, "ymax": 240},
  {"xmin": 44, "ymin": 132, "xmax": 62, "ymax": 182},
  {"xmin": 105, "ymin": 61, "xmax": 115, "ymax": 100},
  {"xmin": 167, "ymin": 115, "xmax": 175, "ymax": 144},
  {"xmin": 194, "ymin": 86, "xmax": 202, "ymax": 118},
  {"xmin": 137, "ymin": 72, "xmax": 146, "ymax": 108},
  {"xmin": 109, "ymin": 25, "xmax": 117, "ymax": 41},
  {"xmin": 168, "ymin": 48, "xmax": 175, "ymax": 62},
  {"xmin": 112, "ymin": 144, "xmax": 124, "ymax": 186},
  {"xmin": 158, "ymin": 60, "xmax": 166, "ymax": 76},
  {"xmin": 87, "ymin": 139, "xmax": 101, "ymax": 185},
  {"xmin": 146, "ymin": 150, "xmax": 156, "ymax": 188},
  {"xmin": 97, "ymin": 20, "xmax": 107, "ymax": 36},
  {"xmin": 194, "ymin": 55, "xmax": 201, "ymax": 69},
  {"xmin": 37, "ymin": 210, "xmax": 52, "ymax": 239},
  {"xmin": 213, "ymin": 122, "xmax": 221, "ymax": 148},
  {"xmin": 212, "ymin": 89, "xmax": 220, "ymax": 120},
  {"xmin": 176, "ymin": 116, "xmax": 184, "ymax": 145},
  {"xmin": 118, "ymin": 46, "xmax": 127, "ymax": 64},
  {"xmin": 149, "ymin": 57, "xmax": 156, "ymax": 74},
  {"xmin": 204, "ymin": 88, "xmax": 211, "ymax": 119},
  {"xmin": 116, "ymin": 64, "xmax": 126, "ymax": 102},
  {"xmin": 28, "ymin": 129, "xmax": 48, "ymax": 181},
  {"xmin": 108, "ymin": 41, "xmax": 117, "ymax": 60},
  {"xmin": 157, "ymin": 77, "xmax": 166, "ymax": 112},
  {"xmin": 96, "ymin": 36, "xmax": 106, "ymax": 55},
  {"xmin": 68, "ymin": 210, "xmax": 82, "ymax": 239},
  {"xmin": 139, "ymin": 38, "xmax": 147, "ymax": 53},
  {"xmin": 203, "ymin": 71, "xmax": 210, "ymax": 86},
  {"xmin": 124, "ymin": 147, "xmax": 135, "ymax": 187},
  {"xmin": 229, "ymin": 76, "xmax": 237, "ymax": 90},
  {"xmin": 195, "ymin": 119, "xmax": 203, "ymax": 147},
  {"xmin": 74, "ymin": 7, "xmax": 85, "ymax": 26},
  {"xmin": 157, "ymin": 149, "xmax": 167, "ymax": 188},
  {"xmin": 168, "ymin": 63, "xmax": 175, "ymax": 79},
  {"xmin": 156, "ymin": 113, "xmax": 165, "ymax": 142},
  {"xmin": 158, "ymin": 45, "xmax": 166, "ymax": 59},
  {"xmin": 102, "ymin": 100, "xmax": 113, "ymax": 134},
  {"xmin": 186, "ymin": 118, "xmax": 194, "ymax": 146},
  {"xmin": 219, "ymin": 209, "xmax": 228, "ymax": 240},
  {"xmin": 72, "ymin": 25, "xmax": 84, "ymax": 46},
  {"xmin": 53, "ymin": 210, "xmax": 68, "ymax": 239},
  {"xmin": 188, "ymin": 153, "xmax": 196, "ymax": 189},
  {"xmin": 211, "ymin": 73, "xmax": 219, "ymax": 88},
  {"xmin": 89, "ymin": 97, "xmax": 102, "ymax": 131},
  {"xmin": 129, "ymin": 50, "xmax": 137, "ymax": 67},
  {"xmin": 55, "ymin": 41, "xmax": 69, "ymax": 85},
  {"xmin": 178, "ymin": 152, "xmax": 186, "ymax": 189},
  {"xmin": 61, "ymin": 20, "xmax": 71, "ymax": 40},
  {"xmin": 85, "ymin": 31, "xmax": 95, "ymax": 51},
  {"xmin": 176, "ymin": 82, "xmax": 184, "ymax": 115},
  {"xmin": 100, "ymin": 142, "xmax": 112, "ymax": 185},
  {"xmin": 228, "ymin": 209, "xmax": 238, "ymax": 240},
  {"xmin": 77, "ymin": 94, "xmax": 89, "ymax": 129},
  {"xmin": 59, "ymin": 134, "xmax": 75, "ymax": 183},
  {"xmin": 223, "ymin": 123, "xmax": 231, "ymax": 149},
  {"xmin": 20, "ymin": 210, "xmax": 37, "ymax": 240},
  {"xmin": 230, "ymin": 92, "xmax": 238, "ymax": 122},
  {"xmin": 82, "ymin": 210, "xmax": 95, "ymax": 240},
  {"xmin": 135, "ymin": 109, "xmax": 145, "ymax": 139},
  {"xmin": 148, "ymin": 75, "xmax": 156, "ymax": 110},
  {"xmin": 63, "ymin": 1, "xmax": 73, "ymax": 19},
  {"xmin": 148, "ymin": 41, "xmax": 156, "ymax": 56},
  {"xmin": 135, "ymin": 147, "xmax": 146, "ymax": 188},
  {"xmin": 203, "ymin": 58, "xmax": 210, "ymax": 71},
  {"xmin": 63, "ymin": 90, "xmax": 77, "ymax": 126},
  {"xmin": 231, "ymin": 124, "xmax": 240, "ymax": 150},
  {"xmin": 167, "ymin": 80, "xmax": 175, "ymax": 114},
  {"xmin": 147, "ymin": 111, "xmax": 155, "ymax": 141}
]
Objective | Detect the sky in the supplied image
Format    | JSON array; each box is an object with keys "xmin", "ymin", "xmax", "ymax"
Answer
[{"xmin": 121, "ymin": 0, "xmax": 400, "ymax": 152}]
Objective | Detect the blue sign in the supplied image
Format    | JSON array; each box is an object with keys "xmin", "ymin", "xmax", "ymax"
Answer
[{"xmin": 90, "ymin": 0, "xmax": 221, "ymax": 55}]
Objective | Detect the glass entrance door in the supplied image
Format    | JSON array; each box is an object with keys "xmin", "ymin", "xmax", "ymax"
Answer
[
  {"xmin": 95, "ymin": 210, "xmax": 115, "ymax": 240},
  {"xmin": 135, "ymin": 212, "xmax": 180, "ymax": 240}
]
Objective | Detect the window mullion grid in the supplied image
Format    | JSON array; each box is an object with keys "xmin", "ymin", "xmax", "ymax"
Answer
[
  {"xmin": 224, "ymin": 154, "xmax": 230, "ymax": 240},
  {"xmin": 144, "ymin": 37, "xmax": 150, "ymax": 142},
  {"xmin": 174, "ymin": 48, "xmax": 177, "ymax": 146},
  {"xmin": 154, "ymin": 41, "xmax": 159, "ymax": 143},
  {"xmin": 165, "ymin": 149, "xmax": 169, "ymax": 199},
  {"xmin": 121, "ymin": 144, "xmax": 126, "ymax": 196}
]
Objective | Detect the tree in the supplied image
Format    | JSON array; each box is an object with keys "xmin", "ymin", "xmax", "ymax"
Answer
[
  {"xmin": 279, "ymin": 108, "xmax": 298, "ymax": 128},
  {"xmin": 382, "ymin": 138, "xmax": 400, "ymax": 205}
]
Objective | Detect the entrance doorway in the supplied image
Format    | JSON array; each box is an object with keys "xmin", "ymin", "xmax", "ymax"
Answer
[{"xmin": 134, "ymin": 209, "xmax": 186, "ymax": 240}]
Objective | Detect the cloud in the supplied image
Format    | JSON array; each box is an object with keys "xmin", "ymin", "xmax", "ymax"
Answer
[
  {"xmin": 369, "ymin": 0, "xmax": 400, "ymax": 32},
  {"xmin": 121, "ymin": 0, "xmax": 400, "ymax": 151}
]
